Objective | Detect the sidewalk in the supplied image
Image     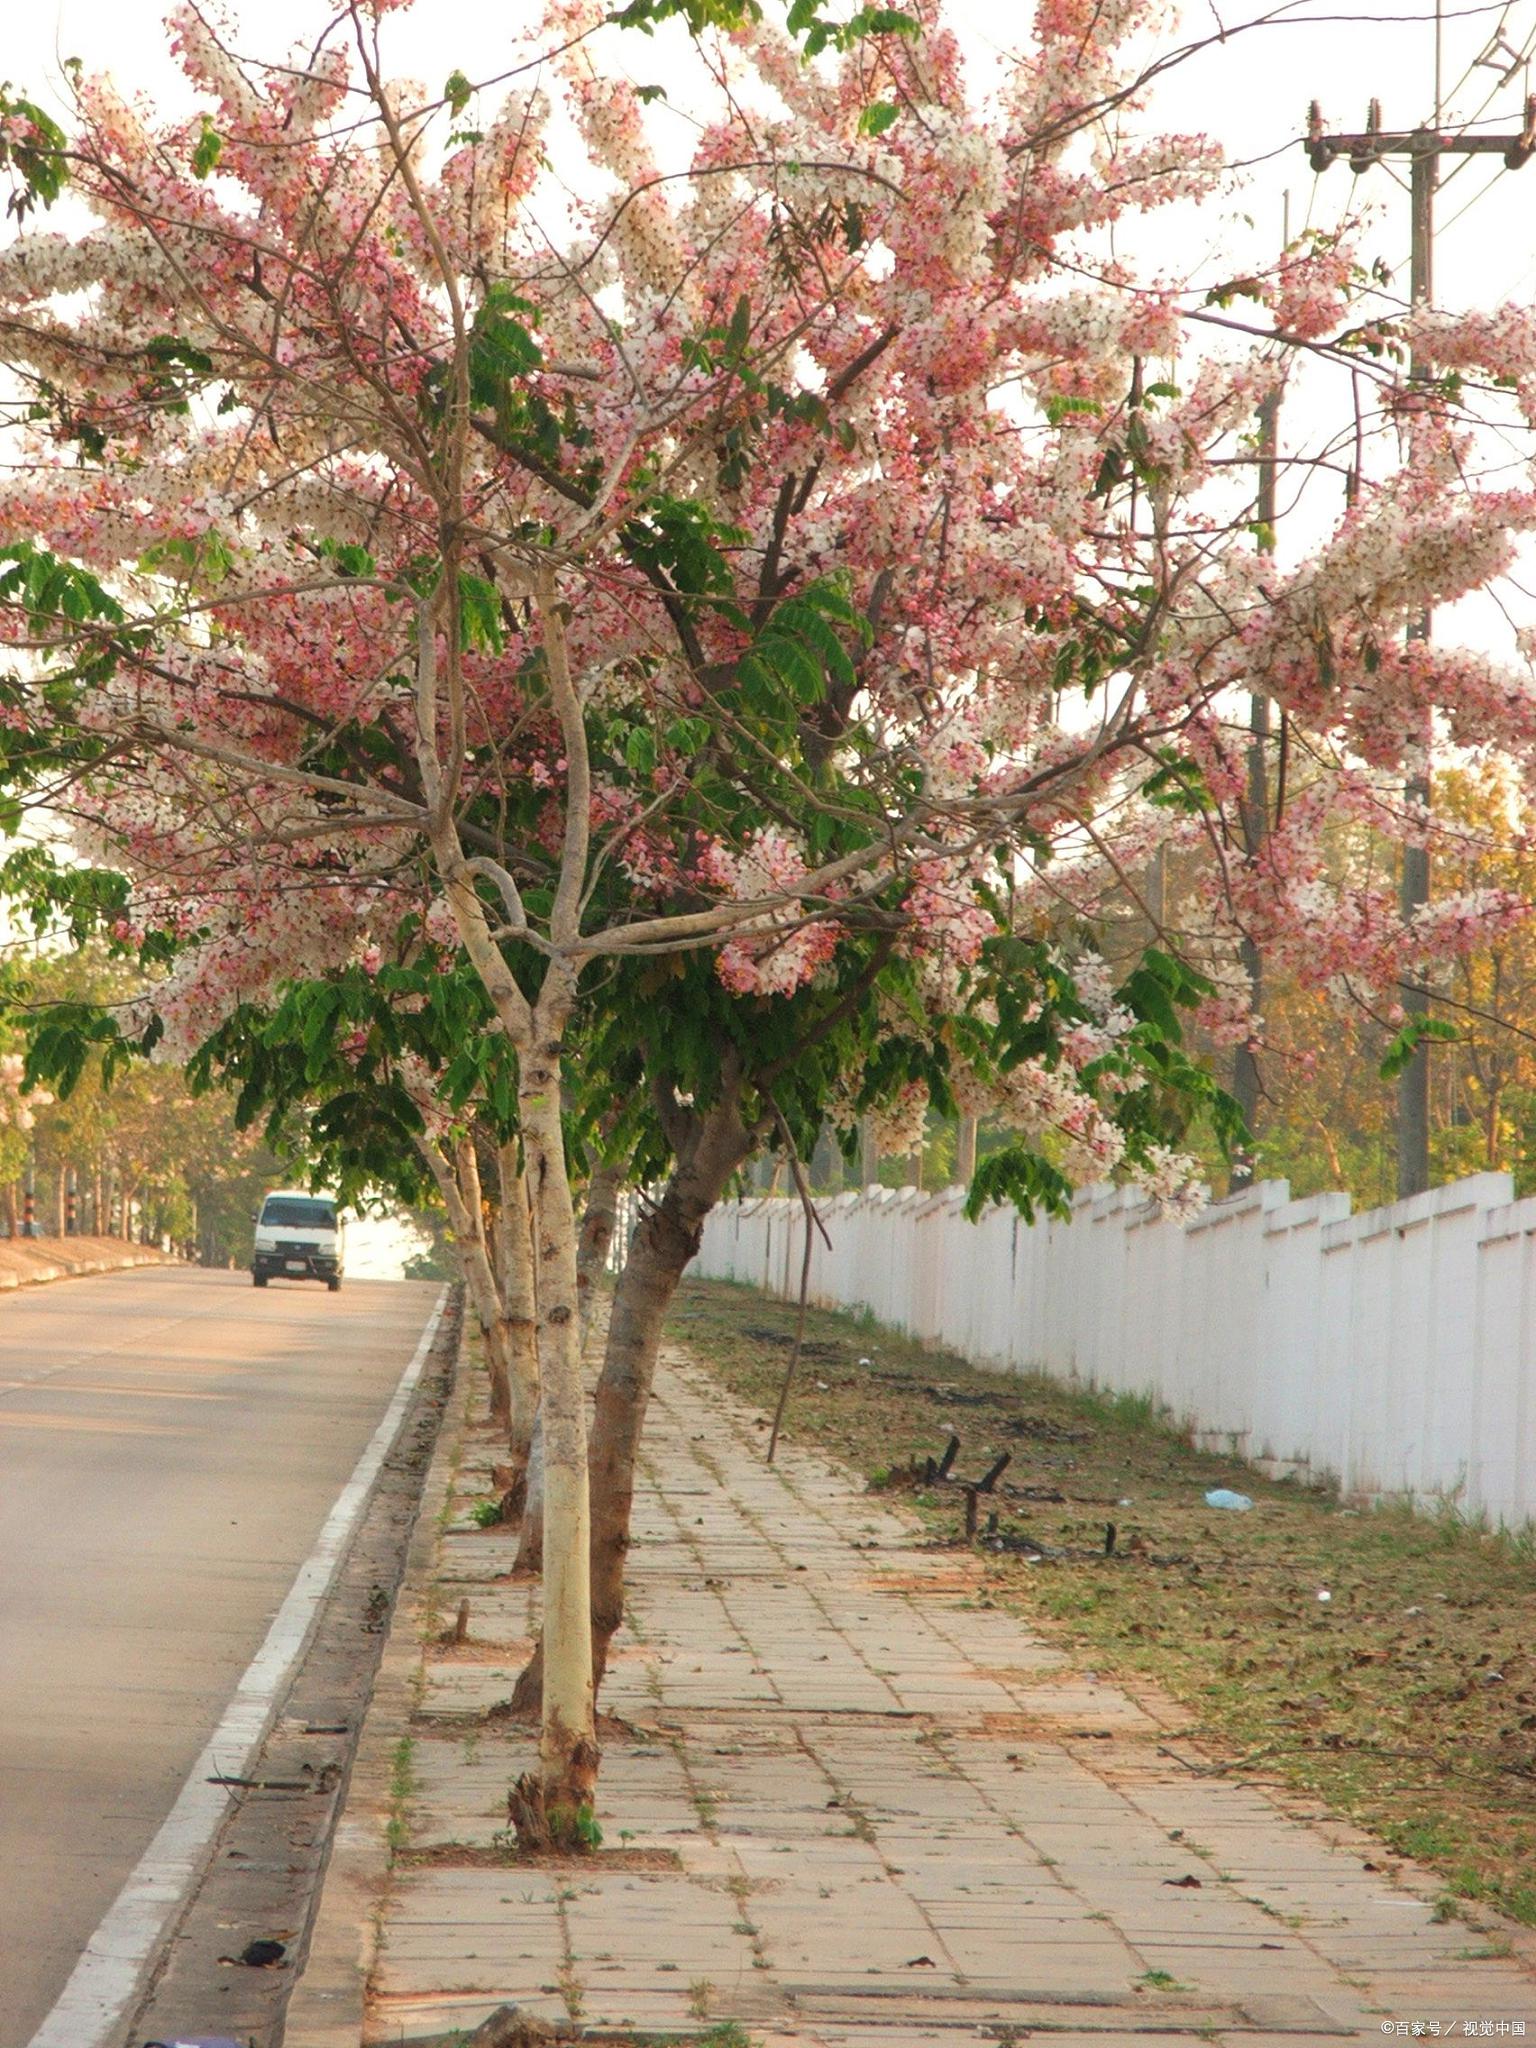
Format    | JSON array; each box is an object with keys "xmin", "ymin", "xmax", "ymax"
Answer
[{"xmin": 293, "ymin": 1335, "xmax": 1536, "ymax": 2047}]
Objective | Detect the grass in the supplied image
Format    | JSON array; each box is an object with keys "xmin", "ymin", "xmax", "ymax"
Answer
[
  {"xmin": 386, "ymin": 1735, "xmax": 418, "ymax": 1855},
  {"xmin": 676, "ymin": 1276, "xmax": 1536, "ymax": 1928}
]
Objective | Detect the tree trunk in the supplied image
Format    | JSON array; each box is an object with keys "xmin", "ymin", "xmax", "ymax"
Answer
[
  {"xmin": 519, "ymin": 997, "xmax": 598, "ymax": 1829},
  {"xmin": 493, "ymin": 1139, "xmax": 539, "ymax": 1503},
  {"xmin": 859, "ymin": 1118, "xmax": 881, "ymax": 1189},
  {"xmin": 513, "ymin": 1405, "xmax": 544, "ymax": 1575},
  {"xmin": 417, "ymin": 1132, "xmax": 514, "ymax": 1435},
  {"xmin": 589, "ymin": 1100, "xmax": 751, "ymax": 1683},
  {"xmin": 511, "ymin": 1095, "xmax": 752, "ymax": 1718},
  {"xmin": 576, "ymin": 1161, "xmax": 623, "ymax": 1348},
  {"xmin": 1485, "ymin": 1084, "xmax": 1504, "ymax": 1171},
  {"xmin": 2, "ymin": 1180, "xmax": 16, "ymax": 1237},
  {"xmin": 454, "ymin": 1132, "xmax": 516, "ymax": 1437},
  {"xmin": 955, "ymin": 1115, "xmax": 978, "ymax": 1187},
  {"xmin": 120, "ymin": 1184, "xmax": 135, "ymax": 1240}
]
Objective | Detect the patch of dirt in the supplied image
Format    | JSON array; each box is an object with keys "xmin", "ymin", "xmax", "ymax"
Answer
[
  {"xmin": 867, "ymin": 1568, "xmax": 981, "ymax": 1594},
  {"xmin": 432, "ymin": 1640, "xmax": 534, "ymax": 1663},
  {"xmin": 677, "ymin": 1275, "xmax": 1536, "ymax": 1930},
  {"xmin": 397, "ymin": 1843, "xmax": 682, "ymax": 1872}
]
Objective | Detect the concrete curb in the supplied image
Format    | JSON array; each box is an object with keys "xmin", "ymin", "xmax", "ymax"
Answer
[
  {"xmin": 0, "ymin": 1243, "xmax": 175, "ymax": 1291},
  {"xmin": 282, "ymin": 1317, "xmax": 471, "ymax": 2048}
]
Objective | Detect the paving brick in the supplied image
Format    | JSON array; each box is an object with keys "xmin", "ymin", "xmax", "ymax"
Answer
[{"xmin": 347, "ymin": 1340, "xmax": 1536, "ymax": 2048}]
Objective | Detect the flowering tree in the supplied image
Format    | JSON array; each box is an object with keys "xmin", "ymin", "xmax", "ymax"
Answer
[{"xmin": 7, "ymin": 0, "xmax": 1536, "ymax": 1826}]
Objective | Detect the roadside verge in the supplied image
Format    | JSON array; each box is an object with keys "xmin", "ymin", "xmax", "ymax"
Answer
[{"xmin": 0, "ymin": 1234, "xmax": 174, "ymax": 1290}]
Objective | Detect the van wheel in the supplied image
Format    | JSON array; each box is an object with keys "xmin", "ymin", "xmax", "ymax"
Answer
[
  {"xmin": 253, "ymin": 1271, "xmax": 268, "ymax": 1287},
  {"xmin": 327, "ymin": 1276, "xmax": 341, "ymax": 1293}
]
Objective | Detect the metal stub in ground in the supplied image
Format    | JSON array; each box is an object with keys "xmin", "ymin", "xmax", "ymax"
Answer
[
  {"xmin": 388, "ymin": 2005, "xmax": 577, "ymax": 2047},
  {"xmin": 780, "ymin": 1982, "xmax": 1356, "ymax": 2034}
]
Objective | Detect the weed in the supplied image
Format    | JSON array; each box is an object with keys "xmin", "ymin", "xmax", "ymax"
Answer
[
  {"xmin": 688, "ymin": 1977, "xmax": 715, "ymax": 2017},
  {"xmin": 467, "ymin": 1497, "xmax": 503, "ymax": 1529},
  {"xmin": 556, "ymin": 1957, "xmax": 585, "ymax": 2020},
  {"xmin": 571, "ymin": 1802, "xmax": 604, "ymax": 1850},
  {"xmin": 1137, "ymin": 1968, "xmax": 1187, "ymax": 1990},
  {"xmin": 386, "ymin": 1736, "xmax": 417, "ymax": 1855}
]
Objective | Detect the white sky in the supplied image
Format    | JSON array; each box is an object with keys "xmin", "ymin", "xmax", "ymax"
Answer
[{"xmin": 10, "ymin": 0, "xmax": 1536, "ymax": 296}]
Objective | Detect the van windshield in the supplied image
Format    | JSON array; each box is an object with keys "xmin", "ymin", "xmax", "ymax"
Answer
[{"xmin": 261, "ymin": 1197, "xmax": 337, "ymax": 1229}]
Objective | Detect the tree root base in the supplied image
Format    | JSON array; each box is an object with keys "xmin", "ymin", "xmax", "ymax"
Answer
[{"xmin": 507, "ymin": 1738, "xmax": 603, "ymax": 1853}]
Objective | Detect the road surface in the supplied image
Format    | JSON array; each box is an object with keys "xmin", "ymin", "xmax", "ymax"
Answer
[{"xmin": 0, "ymin": 1265, "xmax": 439, "ymax": 2048}]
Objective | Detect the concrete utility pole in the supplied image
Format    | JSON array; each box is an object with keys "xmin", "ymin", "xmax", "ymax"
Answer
[
  {"xmin": 1231, "ymin": 386, "xmax": 1280, "ymax": 1192},
  {"xmin": 1306, "ymin": 96, "xmax": 1536, "ymax": 1198}
]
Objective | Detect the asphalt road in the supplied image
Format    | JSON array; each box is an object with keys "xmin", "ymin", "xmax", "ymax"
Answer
[{"xmin": 0, "ymin": 1265, "xmax": 440, "ymax": 2048}]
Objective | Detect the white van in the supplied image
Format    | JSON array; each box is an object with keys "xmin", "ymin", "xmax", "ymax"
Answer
[{"xmin": 252, "ymin": 1190, "xmax": 344, "ymax": 1291}]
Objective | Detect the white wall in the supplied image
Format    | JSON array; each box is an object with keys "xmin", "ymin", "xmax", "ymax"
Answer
[{"xmin": 694, "ymin": 1172, "xmax": 1536, "ymax": 1528}]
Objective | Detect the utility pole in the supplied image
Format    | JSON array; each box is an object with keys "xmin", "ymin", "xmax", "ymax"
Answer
[
  {"xmin": 1231, "ymin": 384, "xmax": 1280, "ymax": 1192},
  {"xmin": 1306, "ymin": 96, "xmax": 1536, "ymax": 1198}
]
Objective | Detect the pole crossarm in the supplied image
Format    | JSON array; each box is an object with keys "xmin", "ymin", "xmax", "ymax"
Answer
[{"xmin": 1306, "ymin": 98, "xmax": 1536, "ymax": 174}]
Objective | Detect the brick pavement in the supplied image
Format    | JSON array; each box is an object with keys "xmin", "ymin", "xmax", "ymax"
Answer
[{"xmin": 352, "ymin": 1342, "xmax": 1536, "ymax": 2046}]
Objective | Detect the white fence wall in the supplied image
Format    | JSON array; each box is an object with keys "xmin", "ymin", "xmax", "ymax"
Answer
[{"xmin": 694, "ymin": 1171, "xmax": 1536, "ymax": 1527}]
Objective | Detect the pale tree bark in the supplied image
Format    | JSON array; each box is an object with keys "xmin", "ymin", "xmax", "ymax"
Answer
[
  {"xmin": 413, "ymin": 1128, "xmax": 514, "ymax": 1437},
  {"xmin": 516, "ymin": 980, "xmax": 598, "ymax": 1822},
  {"xmin": 421, "ymin": 575, "xmax": 599, "ymax": 1833},
  {"xmin": 513, "ymin": 1154, "xmax": 612, "ymax": 1577},
  {"xmin": 492, "ymin": 1138, "xmax": 540, "ymax": 1509}
]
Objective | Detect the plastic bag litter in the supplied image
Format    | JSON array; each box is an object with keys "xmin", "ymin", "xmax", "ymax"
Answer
[{"xmin": 1203, "ymin": 1488, "xmax": 1253, "ymax": 1511}]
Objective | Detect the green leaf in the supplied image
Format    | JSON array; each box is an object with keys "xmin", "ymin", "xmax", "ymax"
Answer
[
  {"xmin": 1379, "ymin": 1014, "xmax": 1458, "ymax": 1081},
  {"xmin": 965, "ymin": 1144, "xmax": 1073, "ymax": 1224},
  {"xmin": 457, "ymin": 570, "xmax": 504, "ymax": 653},
  {"xmin": 445, "ymin": 69, "xmax": 472, "ymax": 116},
  {"xmin": 608, "ymin": 0, "xmax": 761, "ymax": 30},
  {"xmin": 468, "ymin": 284, "xmax": 543, "ymax": 409},
  {"xmin": 856, "ymin": 101, "xmax": 899, "ymax": 137},
  {"xmin": 0, "ymin": 87, "xmax": 68, "ymax": 215},
  {"xmin": 192, "ymin": 118, "xmax": 223, "ymax": 179}
]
